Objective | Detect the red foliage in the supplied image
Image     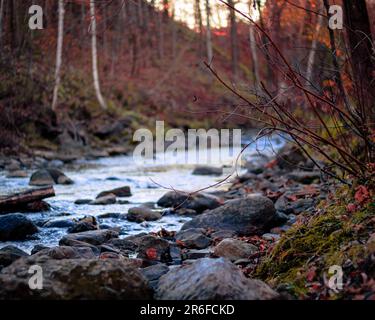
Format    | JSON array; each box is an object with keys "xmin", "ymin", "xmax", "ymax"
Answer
[{"xmin": 354, "ymin": 186, "xmax": 370, "ymax": 205}]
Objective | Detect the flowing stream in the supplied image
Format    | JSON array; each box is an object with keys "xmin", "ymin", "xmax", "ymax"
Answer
[{"xmin": 0, "ymin": 136, "xmax": 284, "ymax": 253}]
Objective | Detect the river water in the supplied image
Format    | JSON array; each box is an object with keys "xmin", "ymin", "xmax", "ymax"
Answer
[{"xmin": 0, "ymin": 136, "xmax": 284, "ymax": 253}]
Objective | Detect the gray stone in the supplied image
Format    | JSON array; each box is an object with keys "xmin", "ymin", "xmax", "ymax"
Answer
[
  {"xmin": 213, "ymin": 238, "xmax": 257, "ymax": 261},
  {"xmin": 0, "ymin": 245, "xmax": 29, "ymax": 267},
  {"xmin": 33, "ymin": 246, "xmax": 97, "ymax": 259},
  {"xmin": 0, "ymin": 258, "xmax": 152, "ymax": 299},
  {"xmin": 29, "ymin": 169, "xmax": 73, "ymax": 186},
  {"xmin": 136, "ymin": 235, "xmax": 171, "ymax": 263},
  {"xmin": 0, "ymin": 214, "xmax": 38, "ymax": 241},
  {"xmin": 59, "ymin": 229, "xmax": 119, "ymax": 246},
  {"xmin": 181, "ymin": 195, "xmax": 276, "ymax": 236},
  {"xmin": 90, "ymin": 194, "xmax": 117, "ymax": 205},
  {"xmin": 182, "ymin": 248, "xmax": 212, "ymax": 260},
  {"xmin": 96, "ymin": 186, "xmax": 132, "ymax": 198},
  {"xmin": 43, "ymin": 219, "xmax": 76, "ymax": 229},
  {"xmin": 127, "ymin": 207, "xmax": 162, "ymax": 223},
  {"xmin": 156, "ymin": 258, "xmax": 279, "ymax": 300},
  {"xmin": 192, "ymin": 166, "xmax": 223, "ymax": 176},
  {"xmin": 175, "ymin": 228, "xmax": 211, "ymax": 249},
  {"xmin": 157, "ymin": 191, "xmax": 221, "ymax": 213}
]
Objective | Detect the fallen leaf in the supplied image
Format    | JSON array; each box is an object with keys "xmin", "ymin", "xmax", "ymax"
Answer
[{"xmin": 146, "ymin": 248, "xmax": 158, "ymax": 260}]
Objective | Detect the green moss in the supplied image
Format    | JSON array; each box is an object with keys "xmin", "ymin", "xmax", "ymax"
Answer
[{"xmin": 255, "ymin": 186, "xmax": 374, "ymax": 299}]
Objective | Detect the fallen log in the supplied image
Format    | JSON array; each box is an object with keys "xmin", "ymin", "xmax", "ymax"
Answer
[{"xmin": 0, "ymin": 186, "xmax": 55, "ymax": 214}]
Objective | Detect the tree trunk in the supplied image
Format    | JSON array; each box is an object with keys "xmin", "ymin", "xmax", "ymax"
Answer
[
  {"xmin": 171, "ymin": 1, "xmax": 177, "ymax": 60},
  {"xmin": 80, "ymin": 1, "xmax": 85, "ymax": 44},
  {"xmin": 157, "ymin": 8, "xmax": 164, "ymax": 60},
  {"xmin": 305, "ymin": 6, "xmax": 323, "ymax": 87},
  {"xmin": 343, "ymin": 0, "xmax": 375, "ymax": 122},
  {"xmin": 228, "ymin": 0, "xmax": 239, "ymax": 80},
  {"xmin": 0, "ymin": 0, "xmax": 5, "ymax": 51},
  {"xmin": 322, "ymin": 0, "xmax": 351, "ymax": 114},
  {"xmin": 195, "ymin": 0, "xmax": 204, "ymax": 57},
  {"xmin": 205, "ymin": 0, "xmax": 213, "ymax": 65},
  {"xmin": 256, "ymin": 0, "xmax": 272, "ymax": 87},
  {"xmin": 90, "ymin": 0, "xmax": 108, "ymax": 110},
  {"xmin": 51, "ymin": 0, "xmax": 65, "ymax": 112},
  {"xmin": 248, "ymin": 0, "xmax": 260, "ymax": 91}
]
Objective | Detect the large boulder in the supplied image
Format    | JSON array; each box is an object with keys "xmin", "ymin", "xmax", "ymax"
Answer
[
  {"xmin": 213, "ymin": 238, "xmax": 257, "ymax": 261},
  {"xmin": 157, "ymin": 191, "xmax": 221, "ymax": 213},
  {"xmin": 181, "ymin": 195, "xmax": 276, "ymax": 236},
  {"xmin": 0, "ymin": 246, "xmax": 29, "ymax": 268},
  {"xmin": 0, "ymin": 214, "xmax": 38, "ymax": 241},
  {"xmin": 155, "ymin": 258, "xmax": 279, "ymax": 300},
  {"xmin": 59, "ymin": 229, "xmax": 119, "ymax": 246},
  {"xmin": 0, "ymin": 257, "xmax": 153, "ymax": 299},
  {"xmin": 127, "ymin": 207, "xmax": 162, "ymax": 223},
  {"xmin": 29, "ymin": 169, "xmax": 73, "ymax": 186}
]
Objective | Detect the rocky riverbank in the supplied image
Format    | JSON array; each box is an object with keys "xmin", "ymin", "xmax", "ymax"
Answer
[{"xmin": 0, "ymin": 144, "xmax": 373, "ymax": 300}]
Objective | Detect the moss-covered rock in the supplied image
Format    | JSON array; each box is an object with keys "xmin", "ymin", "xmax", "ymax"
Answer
[{"xmin": 255, "ymin": 185, "xmax": 375, "ymax": 299}]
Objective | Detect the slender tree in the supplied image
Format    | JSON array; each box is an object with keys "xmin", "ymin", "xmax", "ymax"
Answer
[
  {"xmin": 322, "ymin": 0, "xmax": 350, "ymax": 114},
  {"xmin": 205, "ymin": 0, "xmax": 213, "ymax": 64},
  {"xmin": 52, "ymin": 0, "xmax": 65, "ymax": 111},
  {"xmin": 0, "ymin": 0, "xmax": 4, "ymax": 51},
  {"xmin": 90, "ymin": 0, "xmax": 108, "ymax": 110},
  {"xmin": 343, "ymin": 0, "xmax": 375, "ymax": 122},
  {"xmin": 248, "ymin": 0, "xmax": 260, "ymax": 90},
  {"xmin": 228, "ymin": 0, "xmax": 239, "ymax": 79},
  {"xmin": 195, "ymin": 0, "xmax": 204, "ymax": 57},
  {"xmin": 305, "ymin": 4, "xmax": 324, "ymax": 87}
]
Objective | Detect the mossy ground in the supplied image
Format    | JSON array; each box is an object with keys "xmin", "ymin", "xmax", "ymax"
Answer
[{"xmin": 255, "ymin": 184, "xmax": 375, "ymax": 299}]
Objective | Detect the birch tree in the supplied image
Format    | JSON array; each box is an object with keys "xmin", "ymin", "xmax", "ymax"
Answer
[
  {"xmin": 205, "ymin": 0, "xmax": 213, "ymax": 64},
  {"xmin": 305, "ymin": 6, "xmax": 324, "ymax": 87},
  {"xmin": 52, "ymin": 0, "xmax": 65, "ymax": 111},
  {"xmin": 90, "ymin": 0, "xmax": 108, "ymax": 110}
]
